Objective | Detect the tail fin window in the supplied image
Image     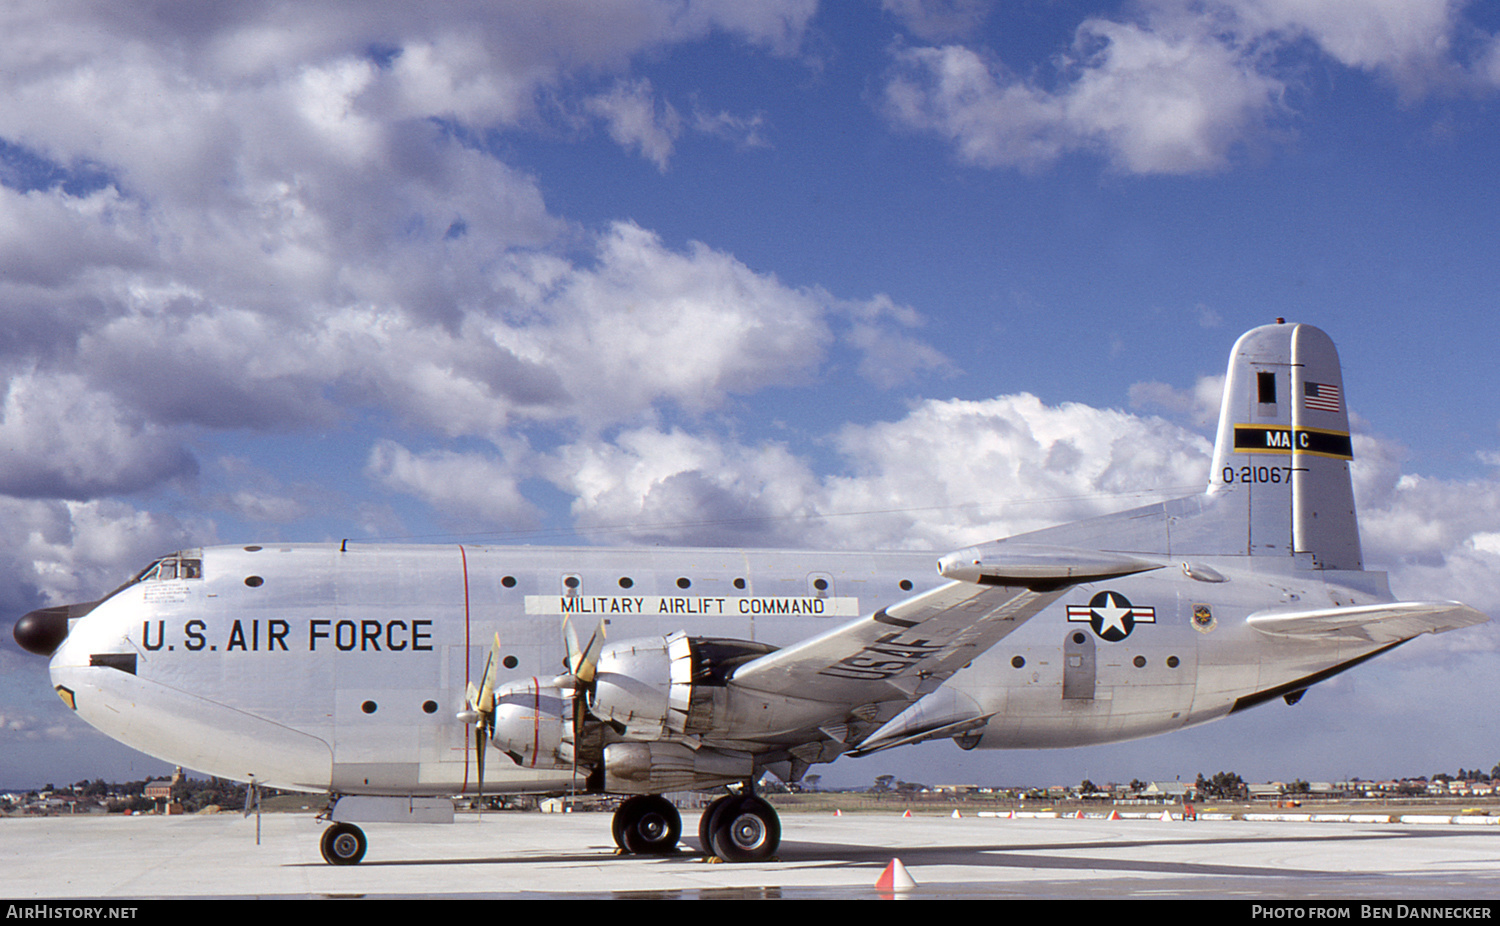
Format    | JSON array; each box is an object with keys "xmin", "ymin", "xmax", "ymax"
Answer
[{"xmin": 1257, "ymin": 371, "xmax": 1277, "ymax": 405}]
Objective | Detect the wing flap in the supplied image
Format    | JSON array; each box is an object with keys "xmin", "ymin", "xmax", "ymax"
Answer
[{"xmin": 1247, "ymin": 600, "xmax": 1488, "ymax": 643}]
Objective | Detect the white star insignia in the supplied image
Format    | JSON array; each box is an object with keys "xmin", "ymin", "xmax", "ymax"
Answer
[{"xmin": 1092, "ymin": 592, "xmax": 1132, "ymax": 636}]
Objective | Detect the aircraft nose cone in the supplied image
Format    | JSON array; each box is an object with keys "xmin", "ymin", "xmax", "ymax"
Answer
[{"xmin": 14, "ymin": 605, "xmax": 73, "ymax": 656}]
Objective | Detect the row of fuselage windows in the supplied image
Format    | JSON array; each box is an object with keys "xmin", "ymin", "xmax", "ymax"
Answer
[
  {"xmin": 501, "ymin": 574, "xmax": 919, "ymax": 593},
  {"xmin": 1010, "ymin": 654, "xmax": 1181, "ymax": 669},
  {"xmin": 136, "ymin": 558, "xmax": 920, "ymax": 598}
]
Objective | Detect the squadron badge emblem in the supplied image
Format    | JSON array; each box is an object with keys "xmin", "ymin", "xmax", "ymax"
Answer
[{"xmin": 1192, "ymin": 603, "xmax": 1216, "ymax": 633}]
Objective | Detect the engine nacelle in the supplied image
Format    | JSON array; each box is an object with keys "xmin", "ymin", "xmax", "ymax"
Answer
[
  {"xmin": 604, "ymin": 741, "xmax": 752, "ymax": 794},
  {"xmin": 491, "ymin": 678, "xmax": 576, "ymax": 769},
  {"xmin": 591, "ymin": 632, "xmax": 777, "ymax": 740}
]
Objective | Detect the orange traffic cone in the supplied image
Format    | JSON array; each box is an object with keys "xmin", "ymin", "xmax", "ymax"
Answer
[{"xmin": 876, "ymin": 858, "xmax": 916, "ymax": 892}]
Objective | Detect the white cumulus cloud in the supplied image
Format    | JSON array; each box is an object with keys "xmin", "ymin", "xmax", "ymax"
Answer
[{"xmin": 882, "ymin": 0, "xmax": 1492, "ymax": 174}]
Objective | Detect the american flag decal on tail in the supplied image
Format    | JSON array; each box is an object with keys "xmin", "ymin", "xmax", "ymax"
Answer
[{"xmin": 1303, "ymin": 381, "xmax": 1340, "ymax": 413}]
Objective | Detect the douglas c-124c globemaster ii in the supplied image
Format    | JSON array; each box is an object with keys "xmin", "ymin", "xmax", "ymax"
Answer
[{"xmin": 13, "ymin": 321, "xmax": 1487, "ymax": 864}]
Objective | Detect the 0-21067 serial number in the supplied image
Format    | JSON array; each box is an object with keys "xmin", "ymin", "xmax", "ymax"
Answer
[{"xmin": 1222, "ymin": 465, "xmax": 1294, "ymax": 484}]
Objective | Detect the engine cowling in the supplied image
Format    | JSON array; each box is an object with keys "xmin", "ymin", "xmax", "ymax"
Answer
[
  {"xmin": 591, "ymin": 632, "xmax": 778, "ymax": 740},
  {"xmin": 590, "ymin": 632, "xmax": 688, "ymax": 738},
  {"xmin": 490, "ymin": 678, "xmax": 576, "ymax": 769}
]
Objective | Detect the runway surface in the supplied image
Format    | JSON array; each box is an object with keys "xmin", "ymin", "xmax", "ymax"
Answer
[{"xmin": 3, "ymin": 810, "xmax": 1500, "ymax": 900}]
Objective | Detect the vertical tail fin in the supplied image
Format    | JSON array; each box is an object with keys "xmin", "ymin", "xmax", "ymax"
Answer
[{"xmin": 1207, "ymin": 321, "xmax": 1361, "ymax": 569}]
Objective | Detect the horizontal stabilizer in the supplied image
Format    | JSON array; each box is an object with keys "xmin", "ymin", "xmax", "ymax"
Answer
[
  {"xmin": 1247, "ymin": 600, "xmax": 1488, "ymax": 643},
  {"xmin": 936, "ymin": 543, "xmax": 1163, "ymax": 587}
]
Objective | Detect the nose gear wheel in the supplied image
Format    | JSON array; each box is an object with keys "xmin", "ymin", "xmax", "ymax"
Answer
[{"xmin": 320, "ymin": 822, "xmax": 367, "ymax": 865}]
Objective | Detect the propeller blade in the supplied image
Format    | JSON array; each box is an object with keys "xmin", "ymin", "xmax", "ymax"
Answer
[
  {"xmin": 564, "ymin": 617, "xmax": 606, "ymax": 684},
  {"xmin": 564, "ymin": 616, "xmax": 582, "ymax": 674},
  {"xmin": 475, "ymin": 722, "xmax": 487, "ymax": 812},
  {"xmin": 560, "ymin": 617, "xmax": 605, "ymax": 776},
  {"xmin": 465, "ymin": 633, "xmax": 503, "ymax": 813},
  {"xmin": 475, "ymin": 633, "xmax": 500, "ymax": 712}
]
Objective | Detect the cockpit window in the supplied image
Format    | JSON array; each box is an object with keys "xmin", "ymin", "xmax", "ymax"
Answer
[
  {"xmin": 134, "ymin": 556, "xmax": 203, "ymax": 583},
  {"xmin": 98, "ymin": 552, "xmax": 205, "ymax": 606}
]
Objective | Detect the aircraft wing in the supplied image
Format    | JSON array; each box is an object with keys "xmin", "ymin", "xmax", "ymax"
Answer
[
  {"xmin": 730, "ymin": 580, "xmax": 1063, "ymax": 706},
  {"xmin": 729, "ymin": 545, "xmax": 1162, "ymax": 707},
  {"xmin": 1246, "ymin": 600, "xmax": 1488, "ymax": 643}
]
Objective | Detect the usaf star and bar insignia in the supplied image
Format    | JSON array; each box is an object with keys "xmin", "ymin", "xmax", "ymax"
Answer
[{"xmin": 1067, "ymin": 591, "xmax": 1156, "ymax": 642}]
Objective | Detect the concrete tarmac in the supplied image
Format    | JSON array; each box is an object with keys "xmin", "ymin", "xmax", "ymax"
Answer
[{"xmin": 3, "ymin": 811, "xmax": 1500, "ymax": 900}]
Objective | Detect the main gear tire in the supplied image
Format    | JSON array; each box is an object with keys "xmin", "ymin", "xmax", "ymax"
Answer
[
  {"xmin": 613, "ymin": 794, "xmax": 682, "ymax": 855},
  {"xmin": 698, "ymin": 793, "xmax": 735, "ymax": 853},
  {"xmin": 706, "ymin": 795, "xmax": 780, "ymax": 862}
]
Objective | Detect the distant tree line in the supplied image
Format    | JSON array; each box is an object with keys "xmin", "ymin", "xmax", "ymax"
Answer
[{"xmin": 10, "ymin": 776, "xmax": 284, "ymax": 814}]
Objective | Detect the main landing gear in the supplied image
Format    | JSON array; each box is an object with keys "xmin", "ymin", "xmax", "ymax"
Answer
[
  {"xmin": 610, "ymin": 788, "xmax": 781, "ymax": 862},
  {"xmin": 699, "ymin": 791, "xmax": 780, "ymax": 862},
  {"xmin": 612, "ymin": 794, "xmax": 682, "ymax": 855}
]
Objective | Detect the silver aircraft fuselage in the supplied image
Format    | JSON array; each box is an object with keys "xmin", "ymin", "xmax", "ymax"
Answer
[{"xmin": 47, "ymin": 539, "xmax": 1395, "ymax": 795}]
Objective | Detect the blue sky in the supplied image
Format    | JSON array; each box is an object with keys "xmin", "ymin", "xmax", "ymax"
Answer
[{"xmin": 4, "ymin": 1, "xmax": 1500, "ymax": 791}]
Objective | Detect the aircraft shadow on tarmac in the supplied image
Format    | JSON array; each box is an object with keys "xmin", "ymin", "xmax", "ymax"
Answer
[
  {"xmin": 779, "ymin": 831, "xmax": 1448, "ymax": 880},
  {"xmin": 288, "ymin": 827, "xmax": 1490, "ymax": 883}
]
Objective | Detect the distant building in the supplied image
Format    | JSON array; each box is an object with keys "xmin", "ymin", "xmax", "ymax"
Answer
[
  {"xmin": 144, "ymin": 767, "xmax": 185, "ymax": 814},
  {"xmin": 1141, "ymin": 782, "xmax": 1191, "ymax": 802},
  {"xmin": 143, "ymin": 780, "xmax": 173, "ymax": 800}
]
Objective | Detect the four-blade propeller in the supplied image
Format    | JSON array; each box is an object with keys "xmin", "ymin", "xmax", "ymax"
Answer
[{"xmin": 461, "ymin": 633, "xmax": 503, "ymax": 804}]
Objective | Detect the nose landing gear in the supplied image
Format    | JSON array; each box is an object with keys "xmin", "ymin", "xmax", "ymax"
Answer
[{"xmin": 320, "ymin": 822, "xmax": 367, "ymax": 865}]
